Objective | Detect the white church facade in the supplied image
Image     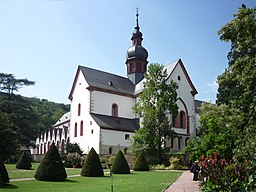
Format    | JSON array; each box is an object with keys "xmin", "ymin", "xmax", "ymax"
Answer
[{"xmin": 32, "ymin": 12, "xmax": 199, "ymax": 155}]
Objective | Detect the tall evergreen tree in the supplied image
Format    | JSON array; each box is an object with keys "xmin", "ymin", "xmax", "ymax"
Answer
[
  {"xmin": 133, "ymin": 153, "xmax": 149, "ymax": 171},
  {"xmin": 81, "ymin": 148, "xmax": 104, "ymax": 177},
  {"xmin": 0, "ymin": 156, "xmax": 9, "ymax": 184},
  {"xmin": 111, "ymin": 150, "xmax": 130, "ymax": 174},
  {"xmin": 16, "ymin": 151, "xmax": 32, "ymax": 170},
  {"xmin": 34, "ymin": 143, "xmax": 67, "ymax": 181}
]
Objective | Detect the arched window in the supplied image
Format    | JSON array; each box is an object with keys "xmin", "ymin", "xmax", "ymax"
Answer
[
  {"xmin": 80, "ymin": 121, "xmax": 83, "ymax": 136},
  {"xmin": 137, "ymin": 63, "xmax": 141, "ymax": 72},
  {"xmin": 78, "ymin": 103, "xmax": 81, "ymax": 116},
  {"xmin": 112, "ymin": 104, "xmax": 118, "ymax": 117},
  {"xmin": 74, "ymin": 123, "xmax": 77, "ymax": 137},
  {"xmin": 180, "ymin": 111, "xmax": 186, "ymax": 129},
  {"xmin": 170, "ymin": 137, "xmax": 174, "ymax": 148},
  {"xmin": 109, "ymin": 147, "xmax": 112, "ymax": 154},
  {"xmin": 178, "ymin": 137, "xmax": 181, "ymax": 149},
  {"xmin": 124, "ymin": 148, "xmax": 128, "ymax": 154},
  {"xmin": 185, "ymin": 137, "xmax": 190, "ymax": 147}
]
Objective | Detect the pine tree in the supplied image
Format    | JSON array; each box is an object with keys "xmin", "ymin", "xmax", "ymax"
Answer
[
  {"xmin": 81, "ymin": 148, "xmax": 104, "ymax": 177},
  {"xmin": 34, "ymin": 143, "xmax": 67, "ymax": 181},
  {"xmin": 0, "ymin": 156, "xmax": 9, "ymax": 184},
  {"xmin": 16, "ymin": 151, "xmax": 32, "ymax": 170},
  {"xmin": 111, "ymin": 150, "xmax": 130, "ymax": 174},
  {"xmin": 133, "ymin": 153, "xmax": 149, "ymax": 171}
]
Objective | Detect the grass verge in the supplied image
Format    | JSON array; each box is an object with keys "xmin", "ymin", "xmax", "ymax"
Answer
[{"xmin": 2, "ymin": 170, "xmax": 181, "ymax": 192}]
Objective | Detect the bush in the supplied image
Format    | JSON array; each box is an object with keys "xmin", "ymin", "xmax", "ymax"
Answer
[
  {"xmin": 133, "ymin": 153, "xmax": 149, "ymax": 171},
  {"xmin": 0, "ymin": 156, "xmax": 9, "ymax": 184},
  {"xmin": 16, "ymin": 151, "xmax": 32, "ymax": 170},
  {"xmin": 34, "ymin": 143, "xmax": 67, "ymax": 181},
  {"xmin": 81, "ymin": 148, "xmax": 104, "ymax": 177},
  {"xmin": 66, "ymin": 152, "xmax": 82, "ymax": 168},
  {"xmin": 111, "ymin": 150, "xmax": 130, "ymax": 174}
]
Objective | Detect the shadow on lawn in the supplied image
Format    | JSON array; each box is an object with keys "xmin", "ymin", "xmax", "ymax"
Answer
[
  {"xmin": 0, "ymin": 183, "xmax": 18, "ymax": 189},
  {"xmin": 65, "ymin": 179, "xmax": 78, "ymax": 183}
]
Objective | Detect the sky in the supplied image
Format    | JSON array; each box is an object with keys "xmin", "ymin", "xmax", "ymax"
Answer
[{"xmin": 0, "ymin": 0, "xmax": 255, "ymax": 104}]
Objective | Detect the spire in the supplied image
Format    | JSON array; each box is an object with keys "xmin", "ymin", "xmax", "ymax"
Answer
[
  {"xmin": 125, "ymin": 8, "xmax": 148, "ymax": 84},
  {"xmin": 131, "ymin": 7, "xmax": 143, "ymax": 45},
  {"xmin": 135, "ymin": 7, "xmax": 140, "ymax": 30}
]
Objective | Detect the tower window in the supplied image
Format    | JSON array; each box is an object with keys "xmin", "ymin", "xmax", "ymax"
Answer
[
  {"xmin": 112, "ymin": 103, "xmax": 118, "ymax": 117},
  {"xmin": 137, "ymin": 63, "xmax": 141, "ymax": 72}
]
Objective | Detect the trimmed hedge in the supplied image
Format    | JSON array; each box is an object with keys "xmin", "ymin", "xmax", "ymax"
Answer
[
  {"xmin": 81, "ymin": 147, "xmax": 104, "ymax": 177},
  {"xmin": 133, "ymin": 153, "xmax": 149, "ymax": 171},
  {"xmin": 0, "ymin": 156, "xmax": 9, "ymax": 184},
  {"xmin": 111, "ymin": 150, "xmax": 130, "ymax": 174},
  {"xmin": 16, "ymin": 151, "xmax": 32, "ymax": 170},
  {"xmin": 34, "ymin": 143, "xmax": 67, "ymax": 181}
]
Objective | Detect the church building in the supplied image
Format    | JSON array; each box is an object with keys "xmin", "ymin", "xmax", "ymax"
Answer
[{"xmin": 33, "ymin": 11, "xmax": 198, "ymax": 155}]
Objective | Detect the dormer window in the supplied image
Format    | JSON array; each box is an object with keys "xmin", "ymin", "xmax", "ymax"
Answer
[{"xmin": 112, "ymin": 103, "xmax": 118, "ymax": 117}]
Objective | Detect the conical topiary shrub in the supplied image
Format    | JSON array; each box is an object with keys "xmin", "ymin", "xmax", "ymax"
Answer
[
  {"xmin": 34, "ymin": 143, "xmax": 67, "ymax": 181},
  {"xmin": 0, "ymin": 156, "xmax": 9, "ymax": 184},
  {"xmin": 16, "ymin": 151, "xmax": 32, "ymax": 170},
  {"xmin": 111, "ymin": 150, "xmax": 130, "ymax": 174},
  {"xmin": 81, "ymin": 147, "xmax": 104, "ymax": 177},
  {"xmin": 133, "ymin": 153, "xmax": 149, "ymax": 171}
]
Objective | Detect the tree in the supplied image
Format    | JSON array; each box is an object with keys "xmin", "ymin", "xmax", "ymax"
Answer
[
  {"xmin": 16, "ymin": 151, "xmax": 32, "ymax": 170},
  {"xmin": 132, "ymin": 63, "xmax": 178, "ymax": 164},
  {"xmin": 0, "ymin": 73, "xmax": 35, "ymax": 95},
  {"xmin": 0, "ymin": 156, "xmax": 9, "ymax": 185},
  {"xmin": 217, "ymin": 4, "xmax": 256, "ymax": 122},
  {"xmin": 185, "ymin": 103, "xmax": 240, "ymax": 161},
  {"xmin": 217, "ymin": 4, "xmax": 256, "ymax": 186},
  {"xmin": 0, "ymin": 112, "xmax": 19, "ymax": 161},
  {"xmin": 111, "ymin": 150, "xmax": 130, "ymax": 174},
  {"xmin": 133, "ymin": 153, "xmax": 149, "ymax": 171},
  {"xmin": 186, "ymin": 5, "xmax": 256, "ymax": 190},
  {"xmin": 81, "ymin": 148, "xmax": 104, "ymax": 177},
  {"xmin": 34, "ymin": 143, "xmax": 67, "ymax": 181},
  {"xmin": 0, "ymin": 94, "xmax": 40, "ymax": 147},
  {"xmin": 66, "ymin": 143, "xmax": 83, "ymax": 156}
]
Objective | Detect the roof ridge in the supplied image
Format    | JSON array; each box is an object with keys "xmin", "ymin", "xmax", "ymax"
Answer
[{"xmin": 79, "ymin": 65, "xmax": 129, "ymax": 80}]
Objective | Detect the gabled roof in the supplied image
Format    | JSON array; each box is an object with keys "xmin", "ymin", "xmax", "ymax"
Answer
[
  {"xmin": 195, "ymin": 100, "xmax": 203, "ymax": 114},
  {"xmin": 53, "ymin": 112, "xmax": 70, "ymax": 127},
  {"xmin": 90, "ymin": 113, "xmax": 140, "ymax": 133},
  {"xmin": 135, "ymin": 59, "xmax": 197, "ymax": 96},
  {"xmin": 69, "ymin": 66, "xmax": 135, "ymax": 99}
]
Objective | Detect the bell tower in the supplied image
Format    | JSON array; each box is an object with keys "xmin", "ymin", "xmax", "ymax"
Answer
[{"xmin": 126, "ymin": 9, "xmax": 148, "ymax": 84}]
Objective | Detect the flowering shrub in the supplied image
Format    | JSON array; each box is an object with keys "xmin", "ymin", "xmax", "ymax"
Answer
[
  {"xmin": 199, "ymin": 152, "xmax": 249, "ymax": 191},
  {"xmin": 66, "ymin": 152, "xmax": 82, "ymax": 168}
]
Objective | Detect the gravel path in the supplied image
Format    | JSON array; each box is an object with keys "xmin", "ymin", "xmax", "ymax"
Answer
[{"xmin": 164, "ymin": 170, "xmax": 200, "ymax": 192}]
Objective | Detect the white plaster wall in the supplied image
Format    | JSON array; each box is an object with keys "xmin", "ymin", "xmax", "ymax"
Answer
[
  {"xmin": 91, "ymin": 90, "xmax": 135, "ymax": 118},
  {"xmin": 101, "ymin": 129, "xmax": 134, "ymax": 147},
  {"xmin": 69, "ymin": 70, "xmax": 100, "ymax": 153},
  {"xmin": 167, "ymin": 63, "xmax": 196, "ymax": 135}
]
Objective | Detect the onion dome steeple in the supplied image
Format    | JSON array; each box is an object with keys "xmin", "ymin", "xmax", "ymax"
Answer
[{"xmin": 126, "ymin": 9, "xmax": 148, "ymax": 85}]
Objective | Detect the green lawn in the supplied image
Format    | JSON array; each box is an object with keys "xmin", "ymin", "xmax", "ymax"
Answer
[
  {"xmin": 3, "ymin": 163, "xmax": 181, "ymax": 192},
  {"xmin": 5, "ymin": 163, "xmax": 109, "ymax": 179}
]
